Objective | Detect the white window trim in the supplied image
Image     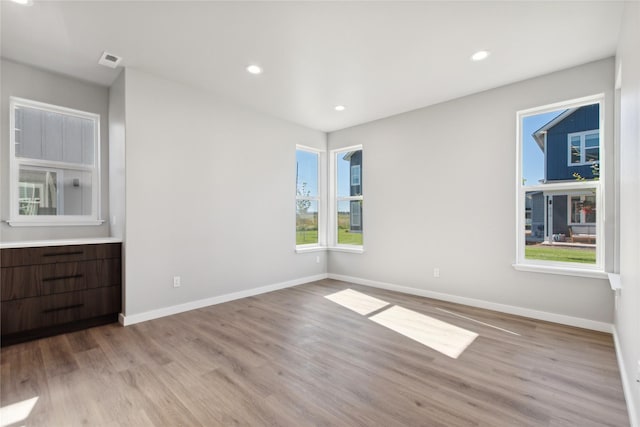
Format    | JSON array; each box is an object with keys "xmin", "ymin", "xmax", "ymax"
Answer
[
  {"xmin": 329, "ymin": 144, "xmax": 363, "ymax": 252},
  {"xmin": 566, "ymin": 129, "xmax": 600, "ymax": 166},
  {"xmin": 8, "ymin": 97, "xmax": 102, "ymax": 227},
  {"xmin": 515, "ymin": 94, "xmax": 605, "ymax": 275},
  {"xmin": 295, "ymin": 145, "xmax": 326, "ymax": 251}
]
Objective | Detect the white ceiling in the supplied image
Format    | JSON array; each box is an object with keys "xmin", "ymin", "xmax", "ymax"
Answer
[{"xmin": 1, "ymin": 1, "xmax": 624, "ymax": 132}]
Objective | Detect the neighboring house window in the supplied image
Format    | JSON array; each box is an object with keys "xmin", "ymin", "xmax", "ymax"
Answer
[
  {"xmin": 9, "ymin": 97, "xmax": 101, "ymax": 225},
  {"xmin": 351, "ymin": 165, "xmax": 361, "ymax": 186},
  {"xmin": 330, "ymin": 146, "xmax": 363, "ymax": 249},
  {"xmin": 296, "ymin": 146, "xmax": 321, "ymax": 247},
  {"xmin": 568, "ymin": 130, "xmax": 599, "ymax": 165},
  {"xmin": 569, "ymin": 195, "xmax": 596, "ymax": 224},
  {"xmin": 516, "ymin": 96, "xmax": 604, "ymax": 274}
]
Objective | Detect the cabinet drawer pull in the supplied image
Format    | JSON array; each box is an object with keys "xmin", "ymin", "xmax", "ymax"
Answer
[
  {"xmin": 42, "ymin": 274, "xmax": 84, "ymax": 282},
  {"xmin": 42, "ymin": 303, "xmax": 84, "ymax": 314},
  {"xmin": 42, "ymin": 251, "xmax": 84, "ymax": 257}
]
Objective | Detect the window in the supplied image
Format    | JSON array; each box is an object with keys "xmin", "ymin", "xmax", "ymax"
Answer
[
  {"xmin": 568, "ymin": 130, "xmax": 599, "ymax": 165},
  {"xmin": 9, "ymin": 97, "xmax": 101, "ymax": 225},
  {"xmin": 331, "ymin": 146, "xmax": 363, "ymax": 249},
  {"xmin": 351, "ymin": 165, "xmax": 361, "ymax": 186},
  {"xmin": 296, "ymin": 147, "xmax": 321, "ymax": 247},
  {"xmin": 569, "ymin": 195, "xmax": 596, "ymax": 224},
  {"xmin": 516, "ymin": 95, "xmax": 604, "ymax": 275}
]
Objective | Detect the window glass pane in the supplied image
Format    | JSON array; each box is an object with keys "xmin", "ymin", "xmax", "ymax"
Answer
[
  {"xmin": 570, "ymin": 137, "xmax": 581, "ymax": 164},
  {"xmin": 570, "ymin": 195, "xmax": 596, "ymax": 224},
  {"xmin": 351, "ymin": 165, "xmax": 361, "ymax": 186},
  {"xmin": 19, "ymin": 166, "xmax": 92, "ymax": 216},
  {"xmin": 337, "ymin": 150, "xmax": 362, "ymax": 197},
  {"xmin": 521, "ymin": 109, "xmax": 566, "ymax": 186},
  {"xmin": 296, "ymin": 200, "xmax": 318, "ymax": 245},
  {"xmin": 524, "ymin": 190, "xmax": 596, "ymax": 265},
  {"xmin": 585, "ymin": 133, "xmax": 599, "ymax": 148},
  {"xmin": 337, "ymin": 200, "xmax": 363, "ymax": 245},
  {"xmin": 15, "ymin": 106, "xmax": 95, "ymax": 166},
  {"xmin": 296, "ymin": 150, "xmax": 318, "ymax": 197},
  {"xmin": 584, "ymin": 148, "xmax": 599, "ymax": 163}
]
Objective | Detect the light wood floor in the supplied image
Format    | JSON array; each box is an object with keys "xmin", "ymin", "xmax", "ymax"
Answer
[{"xmin": 1, "ymin": 279, "xmax": 629, "ymax": 426}]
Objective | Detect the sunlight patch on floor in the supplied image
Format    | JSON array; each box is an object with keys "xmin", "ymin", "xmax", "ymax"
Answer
[
  {"xmin": 435, "ymin": 307, "xmax": 521, "ymax": 336},
  {"xmin": 0, "ymin": 396, "xmax": 38, "ymax": 427},
  {"xmin": 324, "ymin": 288, "xmax": 390, "ymax": 315},
  {"xmin": 370, "ymin": 305, "xmax": 478, "ymax": 359}
]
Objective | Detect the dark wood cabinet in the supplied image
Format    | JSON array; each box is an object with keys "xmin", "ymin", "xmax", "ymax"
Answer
[{"xmin": 1, "ymin": 242, "xmax": 121, "ymax": 345}]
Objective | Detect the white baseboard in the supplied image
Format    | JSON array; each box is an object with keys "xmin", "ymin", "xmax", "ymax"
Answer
[
  {"xmin": 119, "ymin": 273, "xmax": 328, "ymax": 326},
  {"xmin": 327, "ymin": 273, "xmax": 613, "ymax": 333},
  {"xmin": 613, "ymin": 326, "xmax": 639, "ymax": 427}
]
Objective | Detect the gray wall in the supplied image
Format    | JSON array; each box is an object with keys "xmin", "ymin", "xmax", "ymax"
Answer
[
  {"xmin": 0, "ymin": 59, "xmax": 110, "ymax": 241},
  {"xmin": 327, "ymin": 58, "xmax": 615, "ymax": 325},
  {"xmin": 122, "ymin": 68, "xmax": 327, "ymax": 316},
  {"xmin": 108, "ymin": 71, "xmax": 126, "ymax": 241},
  {"xmin": 615, "ymin": 2, "xmax": 640, "ymax": 423}
]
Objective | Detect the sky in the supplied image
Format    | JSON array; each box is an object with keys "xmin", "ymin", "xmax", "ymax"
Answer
[{"xmin": 522, "ymin": 109, "xmax": 564, "ymax": 185}]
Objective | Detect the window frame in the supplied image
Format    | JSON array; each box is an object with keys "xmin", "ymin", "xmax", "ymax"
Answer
[
  {"xmin": 515, "ymin": 94, "xmax": 605, "ymax": 277},
  {"xmin": 566, "ymin": 130, "xmax": 600, "ymax": 166},
  {"xmin": 329, "ymin": 145, "xmax": 364, "ymax": 253},
  {"xmin": 8, "ymin": 97, "xmax": 102, "ymax": 226},
  {"xmin": 295, "ymin": 145, "xmax": 325, "ymax": 251}
]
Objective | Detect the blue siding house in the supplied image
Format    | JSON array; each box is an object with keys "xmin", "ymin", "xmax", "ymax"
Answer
[
  {"xmin": 528, "ymin": 105, "xmax": 599, "ymax": 243},
  {"xmin": 344, "ymin": 150, "xmax": 362, "ymax": 232}
]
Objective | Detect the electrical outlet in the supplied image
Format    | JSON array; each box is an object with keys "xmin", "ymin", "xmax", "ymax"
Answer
[
  {"xmin": 636, "ymin": 360, "xmax": 640, "ymax": 383},
  {"xmin": 433, "ymin": 268, "xmax": 440, "ymax": 278},
  {"xmin": 316, "ymin": 256, "xmax": 320, "ymax": 264},
  {"xmin": 173, "ymin": 276, "xmax": 181, "ymax": 288}
]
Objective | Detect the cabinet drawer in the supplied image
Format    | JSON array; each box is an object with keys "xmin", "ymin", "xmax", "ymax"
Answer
[
  {"xmin": 40, "ymin": 262, "xmax": 87, "ymax": 295},
  {"xmin": 1, "ymin": 243, "xmax": 121, "ymax": 267},
  {"xmin": 85, "ymin": 259, "xmax": 121, "ymax": 288},
  {"xmin": 1, "ymin": 266, "xmax": 39, "ymax": 301},
  {"xmin": 1, "ymin": 286, "xmax": 121, "ymax": 335},
  {"xmin": 2, "ymin": 258, "xmax": 122, "ymax": 301}
]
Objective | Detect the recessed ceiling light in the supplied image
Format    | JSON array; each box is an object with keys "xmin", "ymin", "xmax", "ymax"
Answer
[
  {"xmin": 334, "ymin": 105, "xmax": 346, "ymax": 112},
  {"xmin": 246, "ymin": 65, "xmax": 262, "ymax": 75},
  {"xmin": 10, "ymin": 0, "xmax": 33, "ymax": 5},
  {"xmin": 471, "ymin": 50, "xmax": 490, "ymax": 61}
]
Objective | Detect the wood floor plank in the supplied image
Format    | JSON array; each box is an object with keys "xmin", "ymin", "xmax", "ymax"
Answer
[{"xmin": 0, "ymin": 279, "xmax": 629, "ymax": 426}]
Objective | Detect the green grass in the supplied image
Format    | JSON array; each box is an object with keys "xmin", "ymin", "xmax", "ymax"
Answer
[
  {"xmin": 525, "ymin": 245, "xmax": 596, "ymax": 264},
  {"xmin": 296, "ymin": 230, "xmax": 318, "ymax": 245},
  {"xmin": 295, "ymin": 228, "xmax": 363, "ymax": 246},
  {"xmin": 338, "ymin": 228, "xmax": 363, "ymax": 245}
]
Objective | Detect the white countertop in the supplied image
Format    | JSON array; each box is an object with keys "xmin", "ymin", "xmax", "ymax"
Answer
[{"xmin": 0, "ymin": 237, "xmax": 122, "ymax": 249}]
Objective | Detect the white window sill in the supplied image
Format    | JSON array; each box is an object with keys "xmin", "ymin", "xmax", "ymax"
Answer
[
  {"xmin": 329, "ymin": 246, "xmax": 364, "ymax": 254},
  {"xmin": 6, "ymin": 219, "xmax": 105, "ymax": 227},
  {"xmin": 512, "ymin": 263, "xmax": 607, "ymax": 279},
  {"xmin": 295, "ymin": 245, "xmax": 327, "ymax": 254}
]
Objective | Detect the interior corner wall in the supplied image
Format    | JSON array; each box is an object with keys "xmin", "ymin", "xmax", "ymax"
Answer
[
  {"xmin": 0, "ymin": 59, "xmax": 111, "ymax": 242},
  {"xmin": 327, "ymin": 58, "xmax": 615, "ymax": 325},
  {"xmin": 121, "ymin": 68, "xmax": 326, "ymax": 316},
  {"xmin": 108, "ymin": 70, "xmax": 126, "ymax": 241},
  {"xmin": 615, "ymin": 1, "xmax": 640, "ymax": 423}
]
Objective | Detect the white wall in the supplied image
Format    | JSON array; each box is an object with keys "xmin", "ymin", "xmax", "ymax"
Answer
[
  {"xmin": 122, "ymin": 68, "xmax": 326, "ymax": 317},
  {"xmin": 0, "ymin": 59, "xmax": 110, "ymax": 242},
  {"xmin": 615, "ymin": 1, "xmax": 640, "ymax": 424},
  {"xmin": 328, "ymin": 59, "xmax": 615, "ymax": 326},
  {"xmin": 108, "ymin": 71, "xmax": 126, "ymax": 241}
]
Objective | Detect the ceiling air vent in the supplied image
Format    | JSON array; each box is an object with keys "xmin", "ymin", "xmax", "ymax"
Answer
[{"xmin": 98, "ymin": 51, "xmax": 123, "ymax": 69}]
